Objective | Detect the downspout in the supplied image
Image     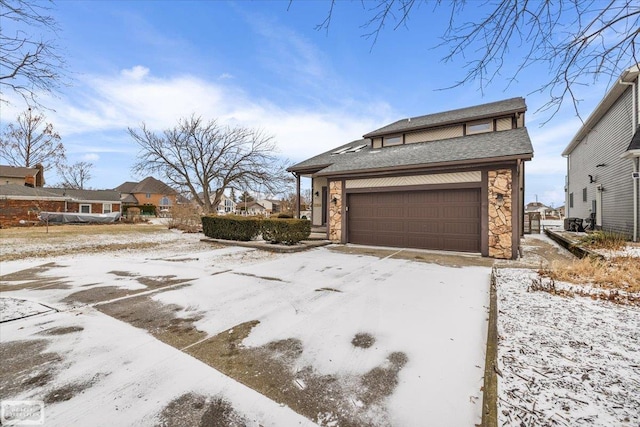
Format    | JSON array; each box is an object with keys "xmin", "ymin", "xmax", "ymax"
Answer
[{"xmin": 619, "ymin": 76, "xmax": 638, "ymax": 241}]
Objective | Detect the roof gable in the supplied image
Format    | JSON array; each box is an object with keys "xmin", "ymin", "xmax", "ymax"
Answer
[
  {"xmin": 116, "ymin": 177, "xmax": 178, "ymax": 195},
  {"xmin": 363, "ymin": 97, "xmax": 526, "ymax": 138}
]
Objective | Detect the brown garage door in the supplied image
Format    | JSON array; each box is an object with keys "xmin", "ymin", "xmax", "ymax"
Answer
[{"xmin": 348, "ymin": 188, "xmax": 481, "ymax": 252}]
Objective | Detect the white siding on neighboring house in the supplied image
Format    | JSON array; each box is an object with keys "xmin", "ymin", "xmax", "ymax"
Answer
[{"xmin": 566, "ymin": 86, "xmax": 636, "ymax": 235}]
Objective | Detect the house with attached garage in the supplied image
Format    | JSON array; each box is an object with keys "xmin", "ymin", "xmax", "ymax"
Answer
[
  {"xmin": 562, "ymin": 64, "xmax": 640, "ymax": 242},
  {"xmin": 288, "ymin": 97, "xmax": 534, "ymax": 259}
]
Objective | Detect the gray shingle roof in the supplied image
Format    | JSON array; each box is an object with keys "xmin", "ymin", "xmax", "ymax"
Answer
[
  {"xmin": 0, "ymin": 165, "xmax": 38, "ymax": 178},
  {"xmin": 114, "ymin": 181, "xmax": 137, "ymax": 193},
  {"xmin": 47, "ymin": 188, "xmax": 121, "ymax": 202},
  {"xmin": 118, "ymin": 177, "xmax": 177, "ymax": 195},
  {"xmin": 289, "ymin": 127, "xmax": 533, "ymax": 176},
  {"xmin": 0, "ymin": 184, "xmax": 66, "ymax": 199},
  {"xmin": 363, "ymin": 97, "xmax": 526, "ymax": 138}
]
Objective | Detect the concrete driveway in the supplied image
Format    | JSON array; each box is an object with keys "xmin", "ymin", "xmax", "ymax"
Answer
[{"xmin": 1, "ymin": 244, "xmax": 490, "ymax": 426}]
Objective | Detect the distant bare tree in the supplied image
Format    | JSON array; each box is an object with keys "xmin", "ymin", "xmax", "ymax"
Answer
[
  {"xmin": 0, "ymin": 107, "xmax": 65, "ymax": 170},
  {"xmin": 0, "ymin": 0, "xmax": 66, "ymax": 106},
  {"xmin": 311, "ymin": 0, "xmax": 640, "ymax": 121},
  {"xmin": 57, "ymin": 161, "xmax": 93, "ymax": 189},
  {"xmin": 129, "ymin": 116, "xmax": 292, "ymax": 214}
]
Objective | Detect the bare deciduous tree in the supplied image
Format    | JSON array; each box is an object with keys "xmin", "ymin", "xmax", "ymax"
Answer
[
  {"xmin": 57, "ymin": 161, "xmax": 93, "ymax": 189},
  {"xmin": 0, "ymin": 0, "xmax": 66, "ymax": 106},
  {"xmin": 129, "ymin": 116, "xmax": 292, "ymax": 214},
  {"xmin": 0, "ymin": 107, "xmax": 65, "ymax": 170},
  {"xmin": 312, "ymin": 0, "xmax": 640, "ymax": 121}
]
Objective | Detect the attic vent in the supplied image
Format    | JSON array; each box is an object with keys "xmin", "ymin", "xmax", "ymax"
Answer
[
  {"xmin": 331, "ymin": 144, "xmax": 368, "ymax": 155},
  {"xmin": 332, "ymin": 147, "xmax": 352, "ymax": 155}
]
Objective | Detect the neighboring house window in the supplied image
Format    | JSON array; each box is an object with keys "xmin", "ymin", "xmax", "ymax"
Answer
[
  {"xmin": 80, "ymin": 204, "xmax": 91, "ymax": 213},
  {"xmin": 224, "ymin": 199, "xmax": 234, "ymax": 212},
  {"xmin": 160, "ymin": 196, "xmax": 170, "ymax": 206},
  {"xmin": 582, "ymin": 188, "xmax": 587, "ymax": 202},
  {"xmin": 383, "ymin": 135, "xmax": 403, "ymax": 147},
  {"xmin": 466, "ymin": 121, "xmax": 493, "ymax": 134},
  {"xmin": 103, "ymin": 203, "xmax": 112, "ymax": 214},
  {"xmin": 569, "ymin": 193, "xmax": 574, "ymax": 208},
  {"xmin": 146, "ymin": 193, "xmax": 151, "ymax": 199}
]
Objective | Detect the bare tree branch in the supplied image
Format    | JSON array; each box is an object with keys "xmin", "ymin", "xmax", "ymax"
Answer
[
  {"xmin": 0, "ymin": 0, "xmax": 66, "ymax": 107},
  {"xmin": 310, "ymin": 0, "xmax": 640, "ymax": 121},
  {"xmin": 0, "ymin": 107, "xmax": 66, "ymax": 170},
  {"xmin": 57, "ymin": 161, "xmax": 92, "ymax": 189},
  {"xmin": 129, "ymin": 116, "xmax": 292, "ymax": 214}
]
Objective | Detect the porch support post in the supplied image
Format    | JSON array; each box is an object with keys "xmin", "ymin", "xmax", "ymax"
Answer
[{"xmin": 295, "ymin": 173, "xmax": 301, "ymax": 219}]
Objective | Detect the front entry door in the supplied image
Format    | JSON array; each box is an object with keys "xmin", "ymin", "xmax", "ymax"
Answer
[{"xmin": 321, "ymin": 186, "xmax": 328, "ymax": 225}]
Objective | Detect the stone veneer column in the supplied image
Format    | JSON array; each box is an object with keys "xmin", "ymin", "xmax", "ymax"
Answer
[
  {"xmin": 328, "ymin": 181, "xmax": 343, "ymax": 242},
  {"xmin": 488, "ymin": 169, "xmax": 513, "ymax": 259}
]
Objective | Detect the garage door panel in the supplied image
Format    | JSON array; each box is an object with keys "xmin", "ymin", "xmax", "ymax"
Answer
[
  {"xmin": 348, "ymin": 189, "xmax": 480, "ymax": 252},
  {"xmin": 442, "ymin": 221, "xmax": 479, "ymax": 234},
  {"xmin": 407, "ymin": 206, "xmax": 440, "ymax": 219},
  {"xmin": 406, "ymin": 236, "xmax": 441, "ymax": 248},
  {"xmin": 377, "ymin": 207, "xmax": 404, "ymax": 218}
]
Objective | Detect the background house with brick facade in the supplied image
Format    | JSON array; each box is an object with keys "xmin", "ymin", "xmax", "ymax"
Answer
[
  {"xmin": 0, "ymin": 185, "xmax": 121, "ymax": 227},
  {"xmin": 115, "ymin": 177, "xmax": 178, "ymax": 214},
  {"xmin": 288, "ymin": 97, "xmax": 534, "ymax": 259}
]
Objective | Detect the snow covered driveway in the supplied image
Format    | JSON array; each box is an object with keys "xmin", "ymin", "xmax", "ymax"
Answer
[{"xmin": 0, "ymin": 241, "xmax": 490, "ymax": 426}]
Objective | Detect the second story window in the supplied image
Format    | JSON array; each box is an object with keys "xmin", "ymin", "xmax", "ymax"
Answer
[
  {"xmin": 146, "ymin": 193, "xmax": 151, "ymax": 199},
  {"xmin": 466, "ymin": 121, "xmax": 492, "ymax": 134},
  {"xmin": 383, "ymin": 135, "xmax": 403, "ymax": 147}
]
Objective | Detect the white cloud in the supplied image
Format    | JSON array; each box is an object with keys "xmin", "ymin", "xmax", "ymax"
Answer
[
  {"xmin": 82, "ymin": 153, "xmax": 100, "ymax": 161},
  {"xmin": 32, "ymin": 67, "xmax": 394, "ymax": 172},
  {"xmin": 121, "ymin": 65, "xmax": 150, "ymax": 80},
  {"xmin": 218, "ymin": 73, "xmax": 234, "ymax": 80}
]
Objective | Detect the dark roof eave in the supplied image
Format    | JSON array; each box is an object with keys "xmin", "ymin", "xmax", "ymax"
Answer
[
  {"xmin": 314, "ymin": 153, "xmax": 533, "ymax": 178},
  {"xmin": 287, "ymin": 163, "xmax": 333, "ymax": 174},
  {"xmin": 363, "ymin": 107, "xmax": 526, "ymax": 138}
]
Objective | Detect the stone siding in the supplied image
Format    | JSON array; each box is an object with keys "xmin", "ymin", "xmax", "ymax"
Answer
[
  {"xmin": 328, "ymin": 181, "xmax": 343, "ymax": 242},
  {"xmin": 488, "ymin": 169, "xmax": 513, "ymax": 259}
]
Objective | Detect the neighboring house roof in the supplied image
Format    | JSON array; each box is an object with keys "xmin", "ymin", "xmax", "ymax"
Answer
[
  {"xmin": 121, "ymin": 194, "xmax": 139, "ymax": 204},
  {"xmin": 563, "ymin": 65, "xmax": 640, "ymax": 156},
  {"xmin": 114, "ymin": 181, "xmax": 137, "ymax": 193},
  {"xmin": 289, "ymin": 127, "xmax": 533, "ymax": 176},
  {"xmin": 115, "ymin": 177, "xmax": 178, "ymax": 195},
  {"xmin": 627, "ymin": 127, "xmax": 640, "ymax": 152},
  {"xmin": 526, "ymin": 202, "xmax": 549, "ymax": 209},
  {"xmin": 0, "ymin": 165, "xmax": 38, "ymax": 178},
  {"xmin": 363, "ymin": 97, "xmax": 526, "ymax": 138},
  {"xmin": 0, "ymin": 184, "xmax": 65, "ymax": 200},
  {"xmin": 47, "ymin": 188, "xmax": 121, "ymax": 202},
  {"xmin": 240, "ymin": 201, "xmax": 265, "ymax": 210}
]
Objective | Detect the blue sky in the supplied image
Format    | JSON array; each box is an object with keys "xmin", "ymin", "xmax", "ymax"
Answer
[{"xmin": 2, "ymin": 1, "xmax": 618, "ymax": 206}]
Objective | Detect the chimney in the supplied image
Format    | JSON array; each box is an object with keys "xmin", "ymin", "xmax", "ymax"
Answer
[{"xmin": 35, "ymin": 163, "xmax": 45, "ymax": 187}]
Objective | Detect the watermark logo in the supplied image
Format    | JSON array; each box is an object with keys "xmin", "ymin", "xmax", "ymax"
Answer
[{"xmin": 0, "ymin": 401, "xmax": 44, "ymax": 426}]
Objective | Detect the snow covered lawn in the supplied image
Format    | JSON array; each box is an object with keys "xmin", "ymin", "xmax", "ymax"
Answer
[
  {"xmin": 496, "ymin": 268, "xmax": 640, "ymax": 426},
  {"xmin": 0, "ymin": 230, "xmax": 491, "ymax": 426}
]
